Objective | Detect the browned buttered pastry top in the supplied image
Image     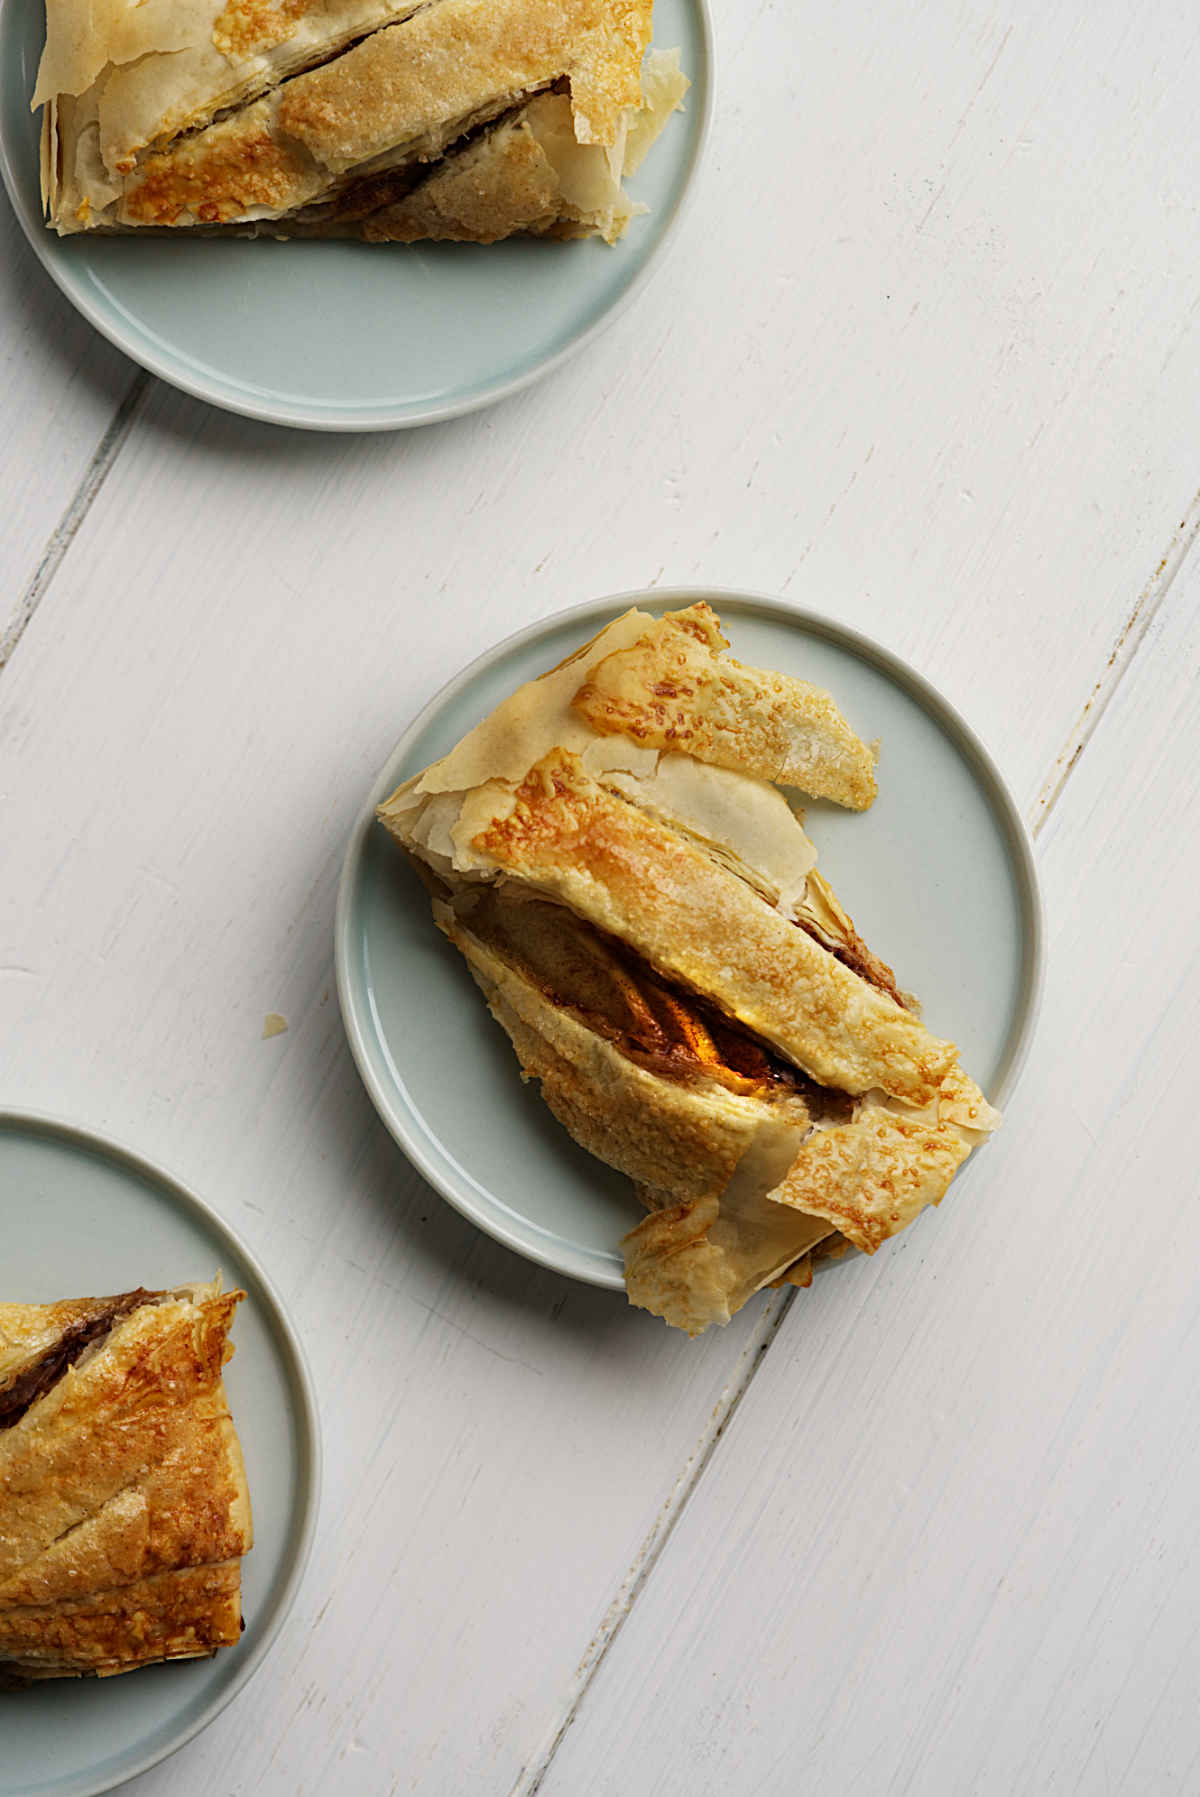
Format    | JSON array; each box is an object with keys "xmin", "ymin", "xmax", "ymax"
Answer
[
  {"xmin": 378, "ymin": 602, "xmax": 1001, "ymax": 1334},
  {"xmin": 0, "ymin": 1278, "xmax": 253, "ymax": 1683},
  {"xmin": 34, "ymin": 0, "xmax": 689, "ymax": 245}
]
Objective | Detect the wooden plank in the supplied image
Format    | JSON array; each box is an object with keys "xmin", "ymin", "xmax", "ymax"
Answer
[
  {"xmin": 533, "ymin": 569, "xmax": 1200, "ymax": 1796},
  {"xmin": 0, "ymin": 210, "xmax": 146, "ymax": 655}
]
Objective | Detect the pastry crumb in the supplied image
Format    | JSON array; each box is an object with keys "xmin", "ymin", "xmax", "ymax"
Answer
[{"xmin": 261, "ymin": 1012, "xmax": 288, "ymax": 1039}]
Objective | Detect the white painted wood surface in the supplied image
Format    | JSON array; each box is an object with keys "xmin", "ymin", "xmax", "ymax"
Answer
[
  {"xmin": 0, "ymin": 202, "xmax": 144, "ymax": 659},
  {"xmin": 1, "ymin": 1, "xmax": 1199, "ymax": 1792},
  {"xmin": 535, "ymin": 552, "xmax": 1200, "ymax": 1797}
]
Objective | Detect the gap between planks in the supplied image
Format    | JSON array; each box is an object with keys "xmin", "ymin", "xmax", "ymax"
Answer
[
  {"xmin": 0, "ymin": 370, "xmax": 152, "ymax": 674},
  {"xmin": 1029, "ymin": 486, "xmax": 1200, "ymax": 832},
  {"xmin": 507, "ymin": 490, "xmax": 1200, "ymax": 1797},
  {"xmin": 508, "ymin": 1289, "xmax": 797, "ymax": 1797}
]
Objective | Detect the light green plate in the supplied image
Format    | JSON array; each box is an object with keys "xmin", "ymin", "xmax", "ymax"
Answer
[
  {"xmin": 0, "ymin": 0, "xmax": 711, "ymax": 429},
  {"xmin": 0, "ymin": 1113, "xmax": 321, "ymax": 1797},
  {"xmin": 335, "ymin": 590, "xmax": 1044, "ymax": 1289}
]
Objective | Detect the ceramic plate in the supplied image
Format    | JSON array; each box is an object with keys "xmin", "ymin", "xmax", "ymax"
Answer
[
  {"xmin": 335, "ymin": 590, "xmax": 1043, "ymax": 1290},
  {"xmin": 0, "ymin": 1112, "xmax": 321, "ymax": 1797},
  {"xmin": 0, "ymin": 0, "xmax": 711, "ymax": 430}
]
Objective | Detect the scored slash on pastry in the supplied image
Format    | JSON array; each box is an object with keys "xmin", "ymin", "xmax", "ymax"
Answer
[
  {"xmin": 34, "ymin": 0, "xmax": 689, "ymax": 244},
  {"xmin": 377, "ymin": 603, "xmax": 1001, "ymax": 1335},
  {"xmin": 0, "ymin": 1280, "xmax": 252, "ymax": 1684}
]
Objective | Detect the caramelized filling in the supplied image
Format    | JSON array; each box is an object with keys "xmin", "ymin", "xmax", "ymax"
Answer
[
  {"xmin": 799, "ymin": 921, "xmax": 904, "ymax": 1007},
  {"xmin": 796, "ymin": 869, "xmax": 906, "ymax": 1007},
  {"xmin": 0, "ymin": 1290, "xmax": 152, "ymax": 1431},
  {"xmin": 457, "ymin": 888, "xmax": 852, "ymax": 1114},
  {"xmin": 292, "ymin": 79, "xmax": 571, "ymax": 228}
]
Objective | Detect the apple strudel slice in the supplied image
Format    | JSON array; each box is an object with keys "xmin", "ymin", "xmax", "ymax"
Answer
[
  {"xmin": 0, "ymin": 1279, "xmax": 252, "ymax": 1684},
  {"xmin": 378, "ymin": 602, "xmax": 1001, "ymax": 1334},
  {"xmin": 35, "ymin": 0, "xmax": 688, "ymax": 245}
]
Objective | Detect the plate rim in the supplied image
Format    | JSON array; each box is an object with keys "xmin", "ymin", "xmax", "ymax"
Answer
[
  {"xmin": 0, "ymin": 1106, "xmax": 324, "ymax": 1797},
  {"xmin": 0, "ymin": 0, "xmax": 714, "ymax": 432},
  {"xmin": 334, "ymin": 586, "xmax": 1046, "ymax": 1290}
]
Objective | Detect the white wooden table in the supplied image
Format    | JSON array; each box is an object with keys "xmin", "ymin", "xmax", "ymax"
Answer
[{"xmin": 3, "ymin": 3, "xmax": 1200, "ymax": 1791}]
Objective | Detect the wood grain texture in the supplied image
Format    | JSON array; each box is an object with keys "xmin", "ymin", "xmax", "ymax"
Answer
[
  {"xmin": 0, "ymin": 213, "xmax": 145, "ymax": 655},
  {"xmin": 533, "ymin": 570, "xmax": 1200, "ymax": 1796},
  {"xmin": 1, "ymin": 0, "xmax": 1199, "ymax": 1791}
]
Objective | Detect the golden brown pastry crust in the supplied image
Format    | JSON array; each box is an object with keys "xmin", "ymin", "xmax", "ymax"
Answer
[
  {"xmin": 0, "ymin": 1563, "xmax": 243, "ymax": 1682},
  {"xmin": 273, "ymin": 0, "xmax": 647, "ymax": 169},
  {"xmin": 38, "ymin": 0, "xmax": 662, "ymax": 237},
  {"xmin": 627, "ymin": 1067, "xmax": 1000, "ymax": 1331},
  {"xmin": 469, "ymin": 750, "xmax": 955, "ymax": 1105},
  {"xmin": 441, "ymin": 899, "xmax": 813, "ymax": 1201},
  {"xmin": 622, "ymin": 1189, "xmax": 833, "ymax": 1334},
  {"xmin": 622, "ymin": 1196, "xmax": 733, "ymax": 1336},
  {"xmin": 765, "ymin": 1095, "xmax": 973, "ymax": 1254},
  {"xmin": 358, "ymin": 109, "xmax": 567, "ymax": 245},
  {"xmin": 621, "ymin": 1068, "xmax": 995, "ymax": 1330},
  {"xmin": 572, "ymin": 603, "xmax": 879, "ymax": 810},
  {"xmin": 34, "ymin": 0, "xmax": 426, "ymax": 119},
  {"xmin": 0, "ymin": 1282, "xmax": 252, "ymax": 1683},
  {"xmin": 378, "ymin": 602, "xmax": 1001, "ymax": 1334},
  {"xmin": 351, "ymin": 87, "xmax": 657, "ymax": 246},
  {"xmin": 0, "ymin": 1290, "xmax": 148, "ymax": 1399},
  {"xmin": 773, "ymin": 1253, "xmax": 814, "ymax": 1289}
]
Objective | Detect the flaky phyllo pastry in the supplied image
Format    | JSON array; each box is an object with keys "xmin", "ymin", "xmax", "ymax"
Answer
[
  {"xmin": 378, "ymin": 603, "xmax": 1001, "ymax": 1334},
  {"xmin": 0, "ymin": 1279, "xmax": 252, "ymax": 1684},
  {"xmin": 34, "ymin": 0, "xmax": 689, "ymax": 244}
]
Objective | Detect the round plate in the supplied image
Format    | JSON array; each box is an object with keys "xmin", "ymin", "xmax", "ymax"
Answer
[
  {"xmin": 335, "ymin": 589, "xmax": 1044, "ymax": 1290},
  {"xmin": 0, "ymin": 0, "xmax": 710, "ymax": 430},
  {"xmin": 0, "ymin": 1112, "xmax": 321, "ymax": 1797}
]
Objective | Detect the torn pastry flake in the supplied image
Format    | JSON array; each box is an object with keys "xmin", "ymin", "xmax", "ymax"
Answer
[
  {"xmin": 0, "ymin": 1279, "xmax": 252, "ymax": 1682},
  {"xmin": 377, "ymin": 601, "xmax": 1001, "ymax": 1334},
  {"xmin": 571, "ymin": 602, "xmax": 879, "ymax": 809},
  {"xmin": 34, "ymin": 0, "xmax": 689, "ymax": 246}
]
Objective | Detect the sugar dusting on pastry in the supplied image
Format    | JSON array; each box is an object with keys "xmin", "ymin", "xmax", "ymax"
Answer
[
  {"xmin": 0, "ymin": 1281, "xmax": 252, "ymax": 1680},
  {"xmin": 34, "ymin": 0, "xmax": 687, "ymax": 245}
]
